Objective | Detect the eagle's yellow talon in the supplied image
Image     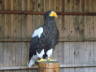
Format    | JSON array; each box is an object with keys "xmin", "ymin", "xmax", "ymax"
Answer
[
  {"xmin": 47, "ymin": 58, "xmax": 54, "ymax": 61},
  {"xmin": 37, "ymin": 58, "xmax": 47, "ymax": 62}
]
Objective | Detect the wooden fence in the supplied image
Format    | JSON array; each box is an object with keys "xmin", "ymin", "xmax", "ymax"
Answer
[{"xmin": 0, "ymin": 0, "xmax": 96, "ymax": 72}]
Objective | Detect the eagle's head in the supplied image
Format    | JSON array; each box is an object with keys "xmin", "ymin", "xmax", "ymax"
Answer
[{"xmin": 44, "ymin": 11, "xmax": 58, "ymax": 20}]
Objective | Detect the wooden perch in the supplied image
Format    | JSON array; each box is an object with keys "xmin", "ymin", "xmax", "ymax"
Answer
[{"xmin": 38, "ymin": 61, "xmax": 60, "ymax": 72}]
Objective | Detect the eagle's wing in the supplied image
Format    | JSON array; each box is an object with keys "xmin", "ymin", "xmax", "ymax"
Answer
[{"xmin": 28, "ymin": 27, "xmax": 45, "ymax": 67}]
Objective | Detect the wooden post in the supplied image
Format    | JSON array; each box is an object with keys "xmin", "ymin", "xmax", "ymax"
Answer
[{"xmin": 38, "ymin": 61, "xmax": 60, "ymax": 72}]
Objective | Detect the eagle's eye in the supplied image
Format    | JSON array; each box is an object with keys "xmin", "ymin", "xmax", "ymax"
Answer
[{"xmin": 49, "ymin": 11, "xmax": 58, "ymax": 18}]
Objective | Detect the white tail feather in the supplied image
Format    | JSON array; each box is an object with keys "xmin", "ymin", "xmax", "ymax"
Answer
[
  {"xmin": 28, "ymin": 59, "xmax": 35, "ymax": 67},
  {"xmin": 28, "ymin": 55, "xmax": 38, "ymax": 67}
]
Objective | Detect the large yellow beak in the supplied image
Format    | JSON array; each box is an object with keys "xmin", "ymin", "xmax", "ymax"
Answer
[{"xmin": 49, "ymin": 11, "xmax": 58, "ymax": 18}]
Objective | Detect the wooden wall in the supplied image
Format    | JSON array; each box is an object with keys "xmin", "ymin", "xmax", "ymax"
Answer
[
  {"xmin": 54, "ymin": 42, "xmax": 96, "ymax": 72},
  {"xmin": 0, "ymin": 0, "xmax": 96, "ymax": 72}
]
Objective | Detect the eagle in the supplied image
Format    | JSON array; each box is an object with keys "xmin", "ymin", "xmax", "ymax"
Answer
[{"xmin": 28, "ymin": 11, "xmax": 59, "ymax": 67}]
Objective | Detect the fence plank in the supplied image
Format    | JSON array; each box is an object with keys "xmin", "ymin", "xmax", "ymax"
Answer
[
  {"xmin": 0, "ymin": 42, "xmax": 29, "ymax": 67},
  {"xmin": 54, "ymin": 42, "xmax": 96, "ymax": 66}
]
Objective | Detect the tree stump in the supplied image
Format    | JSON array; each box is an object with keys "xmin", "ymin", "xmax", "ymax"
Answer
[{"xmin": 38, "ymin": 61, "xmax": 60, "ymax": 72}]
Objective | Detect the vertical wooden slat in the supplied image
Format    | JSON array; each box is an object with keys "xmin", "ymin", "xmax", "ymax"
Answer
[
  {"xmin": 11, "ymin": 0, "xmax": 13, "ymax": 39},
  {"xmin": 93, "ymin": 16, "xmax": 96, "ymax": 38},
  {"xmin": 15, "ymin": 43, "xmax": 21, "ymax": 66},
  {"xmin": 3, "ymin": 43, "xmax": 8, "ymax": 66},
  {"xmin": 11, "ymin": 0, "xmax": 22, "ymax": 40},
  {"xmin": 0, "ymin": 43, "xmax": 3, "ymax": 66},
  {"xmin": 55, "ymin": 0, "xmax": 62, "ymax": 11},
  {"xmin": 4, "ymin": 0, "xmax": 11, "ymax": 41},
  {"xmin": 10, "ymin": 0, "xmax": 16, "ymax": 67},
  {"xmin": 26, "ymin": 0, "xmax": 33, "ymax": 38},
  {"xmin": 44, "ymin": 0, "xmax": 50, "ymax": 11},
  {"xmin": 21, "ymin": 0, "xmax": 28, "ymax": 66},
  {"xmin": 0, "ymin": 0, "xmax": 5, "ymax": 40}
]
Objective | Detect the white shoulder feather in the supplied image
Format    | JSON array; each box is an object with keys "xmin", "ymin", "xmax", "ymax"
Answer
[{"xmin": 32, "ymin": 27, "xmax": 43, "ymax": 38}]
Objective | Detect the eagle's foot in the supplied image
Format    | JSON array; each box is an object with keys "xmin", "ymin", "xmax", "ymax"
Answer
[
  {"xmin": 37, "ymin": 58, "xmax": 47, "ymax": 62},
  {"xmin": 47, "ymin": 58, "xmax": 55, "ymax": 61}
]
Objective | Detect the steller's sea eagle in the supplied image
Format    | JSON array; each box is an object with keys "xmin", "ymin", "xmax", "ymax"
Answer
[{"xmin": 28, "ymin": 11, "xmax": 59, "ymax": 67}]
